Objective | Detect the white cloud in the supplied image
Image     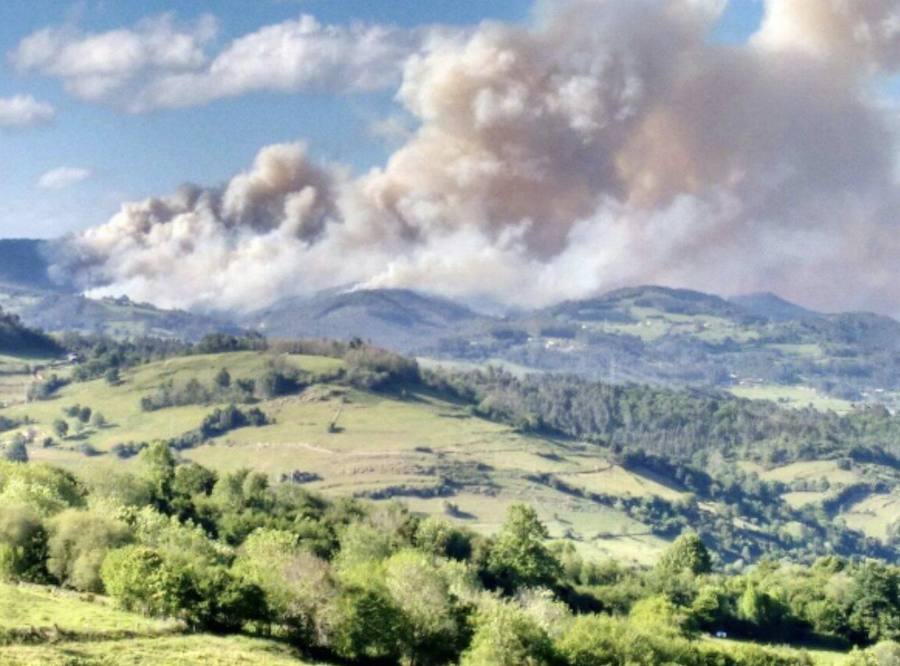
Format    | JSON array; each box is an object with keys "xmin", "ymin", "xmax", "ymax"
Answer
[
  {"xmin": 11, "ymin": 13, "xmax": 424, "ymax": 112},
  {"xmin": 0, "ymin": 94, "xmax": 55, "ymax": 128},
  {"xmin": 37, "ymin": 166, "xmax": 93, "ymax": 190}
]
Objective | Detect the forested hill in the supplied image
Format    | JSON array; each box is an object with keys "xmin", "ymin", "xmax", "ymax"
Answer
[
  {"xmin": 252, "ymin": 284, "xmax": 900, "ymax": 410},
  {"xmin": 0, "ymin": 307, "xmax": 62, "ymax": 356},
  {"xmin": 428, "ymin": 368, "xmax": 900, "ymax": 465}
]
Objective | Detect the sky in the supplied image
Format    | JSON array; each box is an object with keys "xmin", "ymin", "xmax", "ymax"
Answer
[
  {"xmin": 3, "ymin": 0, "xmax": 900, "ymax": 318},
  {"xmin": 0, "ymin": 0, "xmax": 762, "ymax": 239}
]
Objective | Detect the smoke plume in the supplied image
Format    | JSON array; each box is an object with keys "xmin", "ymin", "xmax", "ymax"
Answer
[{"xmin": 55, "ymin": 0, "xmax": 900, "ymax": 315}]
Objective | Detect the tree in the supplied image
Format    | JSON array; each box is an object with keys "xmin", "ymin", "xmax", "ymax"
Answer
[
  {"xmin": 415, "ymin": 517, "xmax": 473, "ymax": 561},
  {"xmin": 487, "ymin": 504, "xmax": 561, "ymax": 592},
  {"xmin": 77, "ymin": 407, "xmax": 92, "ymax": 424},
  {"xmin": 213, "ymin": 367, "xmax": 231, "ymax": 389},
  {"xmin": 384, "ymin": 549, "xmax": 466, "ymax": 664},
  {"xmin": 328, "ymin": 585, "xmax": 406, "ymax": 663},
  {"xmin": 460, "ymin": 599, "xmax": 556, "ymax": 666},
  {"xmin": 0, "ymin": 504, "xmax": 47, "ymax": 582},
  {"xmin": 234, "ymin": 528, "xmax": 334, "ymax": 644},
  {"xmin": 104, "ymin": 367, "xmax": 120, "ymax": 386},
  {"xmin": 47, "ymin": 509, "xmax": 131, "ymax": 592},
  {"xmin": 656, "ymin": 532, "xmax": 712, "ymax": 577},
  {"xmin": 91, "ymin": 411, "xmax": 107, "ymax": 428},
  {"xmin": 2, "ymin": 436, "xmax": 28, "ymax": 463},
  {"xmin": 53, "ymin": 419, "xmax": 69, "ymax": 440},
  {"xmin": 101, "ymin": 546, "xmax": 190, "ymax": 617},
  {"xmin": 141, "ymin": 442, "xmax": 176, "ymax": 512}
]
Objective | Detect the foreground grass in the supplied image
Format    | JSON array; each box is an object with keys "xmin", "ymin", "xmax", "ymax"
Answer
[
  {"xmin": 0, "ymin": 583, "xmax": 323, "ymax": 665},
  {"xmin": 0, "ymin": 634, "xmax": 317, "ymax": 666},
  {"xmin": 706, "ymin": 637, "xmax": 849, "ymax": 665}
]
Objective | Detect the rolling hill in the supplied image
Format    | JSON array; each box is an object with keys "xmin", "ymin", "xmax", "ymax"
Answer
[
  {"xmin": 2, "ymin": 345, "xmax": 898, "ymax": 567},
  {"xmin": 3, "ymin": 236, "xmax": 899, "ymax": 410},
  {"xmin": 250, "ymin": 284, "xmax": 900, "ymax": 412},
  {"xmin": 251, "ymin": 288, "xmax": 489, "ymax": 350},
  {"xmin": 0, "ymin": 582, "xmax": 322, "ymax": 665}
]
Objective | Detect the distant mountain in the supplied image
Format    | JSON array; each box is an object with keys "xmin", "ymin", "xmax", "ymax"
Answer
[
  {"xmin": 730, "ymin": 292, "xmax": 820, "ymax": 322},
  {"xmin": 4, "ymin": 235, "xmax": 900, "ymax": 405},
  {"xmin": 250, "ymin": 288, "xmax": 488, "ymax": 351},
  {"xmin": 544, "ymin": 285, "xmax": 750, "ymax": 323}
]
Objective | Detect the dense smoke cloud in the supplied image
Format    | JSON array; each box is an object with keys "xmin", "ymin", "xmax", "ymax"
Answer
[{"xmin": 54, "ymin": 0, "xmax": 900, "ymax": 315}]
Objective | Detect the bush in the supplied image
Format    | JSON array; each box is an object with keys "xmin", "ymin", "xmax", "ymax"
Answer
[
  {"xmin": 234, "ymin": 528, "xmax": 334, "ymax": 643},
  {"xmin": 2, "ymin": 437, "xmax": 28, "ymax": 463},
  {"xmin": 460, "ymin": 599, "xmax": 556, "ymax": 666},
  {"xmin": 101, "ymin": 546, "xmax": 191, "ymax": 617},
  {"xmin": 0, "ymin": 504, "xmax": 47, "ymax": 582},
  {"xmin": 47, "ymin": 509, "xmax": 131, "ymax": 592}
]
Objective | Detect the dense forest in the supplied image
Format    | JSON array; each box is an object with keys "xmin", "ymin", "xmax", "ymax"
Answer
[
  {"xmin": 425, "ymin": 368, "xmax": 900, "ymax": 464},
  {"xmin": 2, "ymin": 453, "xmax": 899, "ymax": 665}
]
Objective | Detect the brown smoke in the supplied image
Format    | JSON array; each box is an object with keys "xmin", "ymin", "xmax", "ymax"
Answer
[{"xmin": 56, "ymin": 0, "xmax": 900, "ymax": 316}]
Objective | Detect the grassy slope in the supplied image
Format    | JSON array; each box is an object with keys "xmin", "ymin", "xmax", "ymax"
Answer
[
  {"xmin": 0, "ymin": 583, "xmax": 322, "ymax": 666},
  {"xmin": 1, "ymin": 349, "xmax": 896, "ymax": 561},
  {"xmin": 0, "ymin": 583, "xmax": 848, "ymax": 665},
  {"xmin": 0, "ymin": 351, "xmax": 671, "ymax": 564}
]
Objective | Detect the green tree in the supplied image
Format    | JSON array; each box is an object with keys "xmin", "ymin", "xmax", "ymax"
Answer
[
  {"xmin": 384, "ymin": 549, "xmax": 466, "ymax": 664},
  {"xmin": 460, "ymin": 599, "xmax": 556, "ymax": 666},
  {"xmin": 0, "ymin": 504, "xmax": 47, "ymax": 582},
  {"xmin": 2, "ymin": 436, "xmax": 28, "ymax": 463},
  {"xmin": 104, "ymin": 367, "xmax": 120, "ymax": 385},
  {"xmin": 487, "ymin": 504, "xmax": 561, "ymax": 592},
  {"xmin": 52, "ymin": 419, "xmax": 69, "ymax": 440},
  {"xmin": 141, "ymin": 441, "xmax": 176, "ymax": 512},
  {"xmin": 234, "ymin": 528, "xmax": 334, "ymax": 644},
  {"xmin": 213, "ymin": 367, "xmax": 231, "ymax": 389},
  {"xmin": 101, "ymin": 545, "xmax": 190, "ymax": 617},
  {"xmin": 656, "ymin": 532, "xmax": 712, "ymax": 577},
  {"xmin": 47, "ymin": 509, "xmax": 131, "ymax": 592},
  {"xmin": 415, "ymin": 516, "xmax": 473, "ymax": 561},
  {"xmin": 328, "ymin": 585, "xmax": 406, "ymax": 662}
]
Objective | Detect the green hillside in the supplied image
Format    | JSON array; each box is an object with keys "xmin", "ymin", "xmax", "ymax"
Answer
[
  {"xmin": 0, "ymin": 350, "xmax": 666, "ymax": 564},
  {"xmin": 2, "ymin": 344, "xmax": 899, "ymax": 567},
  {"xmin": 249, "ymin": 285, "xmax": 900, "ymax": 415},
  {"xmin": 0, "ymin": 583, "xmax": 323, "ymax": 665}
]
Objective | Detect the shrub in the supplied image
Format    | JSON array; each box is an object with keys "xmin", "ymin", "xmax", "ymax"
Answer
[
  {"xmin": 460, "ymin": 599, "xmax": 556, "ymax": 666},
  {"xmin": 101, "ymin": 546, "xmax": 191, "ymax": 617},
  {"xmin": 0, "ymin": 504, "xmax": 47, "ymax": 582},
  {"xmin": 47, "ymin": 509, "xmax": 131, "ymax": 592}
]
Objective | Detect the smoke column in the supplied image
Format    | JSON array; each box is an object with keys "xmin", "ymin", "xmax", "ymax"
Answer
[{"xmin": 55, "ymin": 0, "xmax": 900, "ymax": 315}]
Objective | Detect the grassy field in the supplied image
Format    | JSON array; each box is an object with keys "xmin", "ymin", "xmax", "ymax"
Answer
[
  {"xmin": 728, "ymin": 384, "xmax": 855, "ymax": 414},
  {"xmin": 704, "ymin": 638, "xmax": 848, "ymax": 665},
  {"xmin": 840, "ymin": 492, "xmax": 900, "ymax": 540},
  {"xmin": 0, "ymin": 348, "xmax": 894, "ymax": 566},
  {"xmin": 0, "ymin": 583, "xmax": 323, "ymax": 665},
  {"xmin": 758, "ymin": 460, "xmax": 861, "ymax": 486},
  {"xmin": 0, "ymin": 350, "xmax": 686, "ymax": 565}
]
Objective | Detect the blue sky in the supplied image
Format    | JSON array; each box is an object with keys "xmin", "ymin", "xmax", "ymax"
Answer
[{"xmin": 0, "ymin": 0, "xmax": 763, "ymax": 239}]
